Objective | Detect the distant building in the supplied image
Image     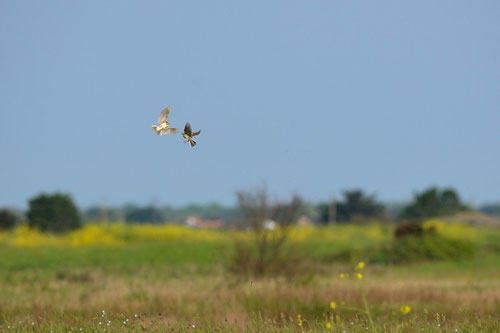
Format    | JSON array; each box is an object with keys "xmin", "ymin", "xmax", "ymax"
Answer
[
  {"xmin": 297, "ymin": 215, "xmax": 313, "ymax": 226},
  {"xmin": 263, "ymin": 219, "xmax": 276, "ymax": 230},
  {"xmin": 185, "ymin": 215, "xmax": 224, "ymax": 229}
]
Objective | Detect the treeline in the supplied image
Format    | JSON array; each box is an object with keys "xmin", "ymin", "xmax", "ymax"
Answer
[
  {"xmin": 1, "ymin": 186, "xmax": 499, "ymax": 233},
  {"xmin": 316, "ymin": 187, "xmax": 471, "ymax": 223},
  {"xmin": 84, "ymin": 203, "xmax": 241, "ymax": 224}
]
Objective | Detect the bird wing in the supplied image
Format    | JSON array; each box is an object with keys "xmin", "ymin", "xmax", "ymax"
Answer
[
  {"xmin": 183, "ymin": 122, "xmax": 192, "ymax": 136},
  {"xmin": 192, "ymin": 130, "xmax": 201, "ymax": 137},
  {"xmin": 158, "ymin": 106, "xmax": 172, "ymax": 124},
  {"xmin": 160, "ymin": 127, "xmax": 178, "ymax": 135}
]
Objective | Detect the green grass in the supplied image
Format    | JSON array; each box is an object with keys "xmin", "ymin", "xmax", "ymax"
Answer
[
  {"xmin": 1, "ymin": 223, "xmax": 500, "ymax": 332},
  {"xmin": 0, "ymin": 241, "xmax": 227, "ymax": 272}
]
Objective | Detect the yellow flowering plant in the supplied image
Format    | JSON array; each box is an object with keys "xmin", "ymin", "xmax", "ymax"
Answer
[
  {"xmin": 355, "ymin": 261, "xmax": 365, "ymax": 270},
  {"xmin": 334, "ymin": 262, "xmax": 377, "ymax": 332},
  {"xmin": 400, "ymin": 305, "xmax": 411, "ymax": 315}
]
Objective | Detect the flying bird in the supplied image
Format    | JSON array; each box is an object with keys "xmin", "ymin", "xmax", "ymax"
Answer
[
  {"xmin": 182, "ymin": 122, "xmax": 201, "ymax": 147},
  {"xmin": 152, "ymin": 106, "xmax": 178, "ymax": 135}
]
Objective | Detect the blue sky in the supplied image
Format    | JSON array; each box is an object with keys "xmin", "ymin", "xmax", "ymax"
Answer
[{"xmin": 1, "ymin": 1, "xmax": 499, "ymax": 208}]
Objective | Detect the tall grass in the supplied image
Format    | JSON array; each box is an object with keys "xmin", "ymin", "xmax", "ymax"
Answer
[{"xmin": 1, "ymin": 222, "xmax": 500, "ymax": 332}]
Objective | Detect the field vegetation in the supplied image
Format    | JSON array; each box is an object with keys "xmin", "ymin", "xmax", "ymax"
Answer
[{"xmin": 1, "ymin": 221, "xmax": 499, "ymax": 332}]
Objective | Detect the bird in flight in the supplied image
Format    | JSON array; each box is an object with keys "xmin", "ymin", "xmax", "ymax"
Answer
[
  {"xmin": 152, "ymin": 106, "xmax": 178, "ymax": 135},
  {"xmin": 182, "ymin": 122, "xmax": 201, "ymax": 147}
]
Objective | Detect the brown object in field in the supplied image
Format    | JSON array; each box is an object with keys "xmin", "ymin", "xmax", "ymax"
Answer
[{"xmin": 395, "ymin": 221, "xmax": 426, "ymax": 238}]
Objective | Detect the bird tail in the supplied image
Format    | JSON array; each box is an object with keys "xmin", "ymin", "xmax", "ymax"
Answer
[{"xmin": 189, "ymin": 139, "xmax": 197, "ymax": 147}]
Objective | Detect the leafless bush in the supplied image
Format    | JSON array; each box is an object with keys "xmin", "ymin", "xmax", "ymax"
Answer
[{"xmin": 228, "ymin": 187, "xmax": 303, "ymax": 278}]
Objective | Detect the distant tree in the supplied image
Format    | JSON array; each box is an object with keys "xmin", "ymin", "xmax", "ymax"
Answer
[
  {"xmin": 400, "ymin": 187, "xmax": 467, "ymax": 220},
  {"xmin": 316, "ymin": 202, "xmax": 333, "ymax": 224},
  {"xmin": 480, "ymin": 203, "xmax": 500, "ymax": 217},
  {"xmin": 176, "ymin": 202, "xmax": 241, "ymax": 221},
  {"xmin": 160, "ymin": 206, "xmax": 178, "ymax": 221},
  {"xmin": 84, "ymin": 206, "xmax": 123, "ymax": 222},
  {"xmin": 385, "ymin": 202, "xmax": 407, "ymax": 220},
  {"xmin": 118, "ymin": 203, "xmax": 242, "ymax": 224},
  {"xmin": 0, "ymin": 209, "xmax": 19, "ymax": 230},
  {"xmin": 125, "ymin": 206, "xmax": 164, "ymax": 223},
  {"xmin": 27, "ymin": 193, "xmax": 81, "ymax": 232},
  {"xmin": 317, "ymin": 203, "xmax": 328, "ymax": 224},
  {"xmin": 335, "ymin": 190, "xmax": 385, "ymax": 222}
]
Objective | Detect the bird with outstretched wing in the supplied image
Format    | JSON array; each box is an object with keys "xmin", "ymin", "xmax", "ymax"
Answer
[
  {"xmin": 182, "ymin": 122, "xmax": 201, "ymax": 147},
  {"xmin": 152, "ymin": 106, "xmax": 178, "ymax": 135}
]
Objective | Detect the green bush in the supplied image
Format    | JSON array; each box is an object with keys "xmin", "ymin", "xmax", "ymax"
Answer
[
  {"xmin": 0, "ymin": 209, "xmax": 19, "ymax": 230},
  {"xmin": 27, "ymin": 193, "xmax": 81, "ymax": 233},
  {"xmin": 377, "ymin": 235, "xmax": 476, "ymax": 264},
  {"xmin": 329, "ymin": 234, "xmax": 476, "ymax": 265}
]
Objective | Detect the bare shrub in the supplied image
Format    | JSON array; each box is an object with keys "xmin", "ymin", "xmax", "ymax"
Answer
[{"xmin": 228, "ymin": 187, "xmax": 303, "ymax": 278}]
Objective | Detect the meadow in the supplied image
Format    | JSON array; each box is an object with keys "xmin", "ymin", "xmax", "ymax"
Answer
[{"xmin": 0, "ymin": 222, "xmax": 499, "ymax": 332}]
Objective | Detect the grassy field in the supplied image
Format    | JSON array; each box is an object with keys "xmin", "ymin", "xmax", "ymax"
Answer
[{"xmin": 1, "ymin": 222, "xmax": 499, "ymax": 332}]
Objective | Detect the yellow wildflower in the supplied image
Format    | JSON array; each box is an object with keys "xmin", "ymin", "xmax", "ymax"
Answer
[
  {"xmin": 356, "ymin": 273, "xmax": 363, "ymax": 280},
  {"xmin": 400, "ymin": 305, "xmax": 411, "ymax": 315},
  {"xmin": 339, "ymin": 273, "xmax": 345, "ymax": 279},
  {"xmin": 326, "ymin": 322, "xmax": 332, "ymax": 329},
  {"xmin": 330, "ymin": 301, "xmax": 336, "ymax": 309},
  {"xmin": 355, "ymin": 261, "xmax": 365, "ymax": 270},
  {"xmin": 297, "ymin": 314, "xmax": 303, "ymax": 327}
]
